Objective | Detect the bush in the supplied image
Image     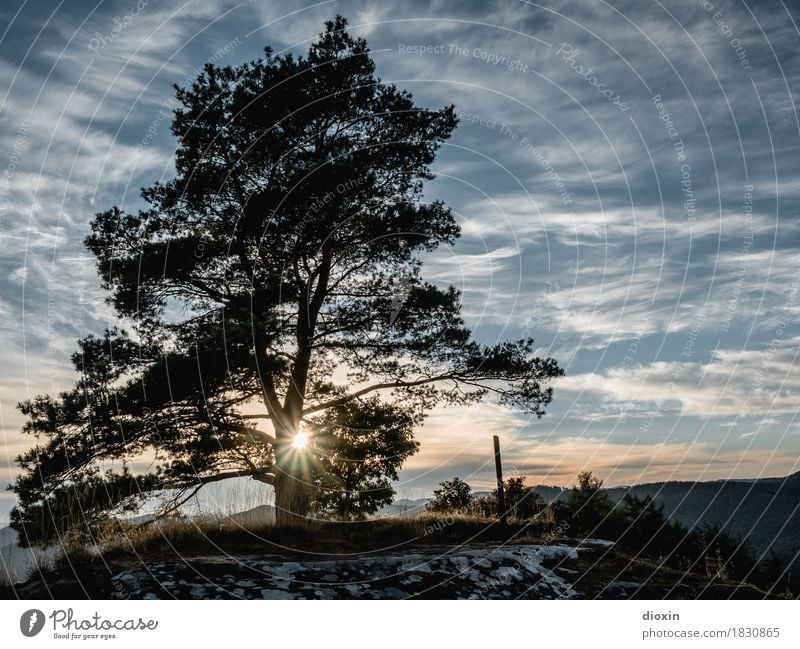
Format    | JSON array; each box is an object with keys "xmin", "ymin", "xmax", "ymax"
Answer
[
  {"xmin": 428, "ymin": 477, "xmax": 472, "ymax": 513},
  {"xmin": 556, "ymin": 471, "xmax": 623, "ymax": 538},
  {"xmin": 493, "ymin": 476, "xmax": 546, "ymax": 521}
]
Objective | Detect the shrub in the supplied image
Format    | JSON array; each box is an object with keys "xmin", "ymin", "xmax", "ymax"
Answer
[{"xmin": 428, "ymin": 477, "xmax": 472, "ymax": 513}]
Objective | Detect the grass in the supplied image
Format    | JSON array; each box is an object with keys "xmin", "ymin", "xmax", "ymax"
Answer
[{"xmin": 79, "ymin": 512, "xmax": 552, "ymax": 563}]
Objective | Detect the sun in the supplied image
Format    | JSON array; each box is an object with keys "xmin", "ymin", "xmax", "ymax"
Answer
[{"xmin": 291, "ymin": 430, "xmax": 309, "ymax": 450}]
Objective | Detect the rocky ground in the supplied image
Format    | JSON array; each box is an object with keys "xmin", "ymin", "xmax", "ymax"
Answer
[{"xmin": 2, "ymin": 539, "xmax": 773, "ymax": 599}]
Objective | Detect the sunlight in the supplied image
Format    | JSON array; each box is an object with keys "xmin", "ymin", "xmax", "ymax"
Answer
[{"xmin": 291, "ymin": 430, "xmax": 309, "ymax": 450}]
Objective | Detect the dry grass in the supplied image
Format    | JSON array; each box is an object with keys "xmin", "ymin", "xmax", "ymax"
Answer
[{"xmin": 65, "ymin": 512, "xmax": 551, "ymax": 565}]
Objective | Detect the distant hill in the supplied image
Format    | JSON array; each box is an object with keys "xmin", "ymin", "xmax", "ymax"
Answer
[
  {"xmin": 376, "ymin": 498, "xmax": 429, "ymax": 518},
  {"xmin": 599, "ymin": 472, "xmax": 800, "ymax": 567},
  {"xmin": 225, "ymin": 504, "xmax": 276, "ymax": 526},
  {"xmin": 381, "ymin": 472, "xmax": 800, "ymax": 569},
  {"xmin": 514, "ymin": 472, "xmax": 800, "ymax": 568}
]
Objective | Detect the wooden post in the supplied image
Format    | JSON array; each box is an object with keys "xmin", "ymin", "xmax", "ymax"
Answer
[{"xmin": 493, "ymin": 435, "xmax": 507, "ymax": 525}]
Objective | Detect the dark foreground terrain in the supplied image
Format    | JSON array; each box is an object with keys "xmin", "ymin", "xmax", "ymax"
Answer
[{"xmin": 2, "ymin": 539, "xmax": 775, "ymax": 600}]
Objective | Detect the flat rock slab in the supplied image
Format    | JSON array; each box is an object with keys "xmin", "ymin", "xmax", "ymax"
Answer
[
  {"xmin": 110, "ymin": 544, "xmax": 590, "ymax": 600},
  {"xmin": 4, "ymin": 539, "xmax": 772, "ymax": 599}
]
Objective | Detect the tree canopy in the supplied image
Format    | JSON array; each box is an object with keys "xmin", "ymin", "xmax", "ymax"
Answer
[
  {"xmin": 493, "ymin": 476, "xmax": 546, "ymax": 520},
  {"xmin": 11, "ymin": 16, "xmax": 563, "ymax": 542},
  {"xmin": 428, "ymin": 477, "xmax": 473, "ymax": 513},
  {"xmin": 309, "ymin": 397, "xmax": 419, "ymax": 519}
]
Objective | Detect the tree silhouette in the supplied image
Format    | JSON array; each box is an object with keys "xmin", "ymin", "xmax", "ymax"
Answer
[
  {"xmin": 10, "ymin": 16, "xmax": 563, "ymax": 541},
  {"xmin": 428, "ymin": 477, "xmax": 473, "ymax": 512},
  {"xmin": 309, "ymin": 398, "xmax": 419, "ymax": 519},
  {"xmin": 493, "ymin": 476, "xmax": 545, "ymax": 520},
  {"xmin": 557, "ymin": 471, "xmax": 617, "ymax": 536}
]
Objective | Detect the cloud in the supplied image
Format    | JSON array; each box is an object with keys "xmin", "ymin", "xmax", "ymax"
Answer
[
  {"xmin": 557, "ymin": 339, "xmax": 800, "ymax": 418},
  {"xmin": 2, "ymin": 0, "xmax": 800, "ymax": 513}
]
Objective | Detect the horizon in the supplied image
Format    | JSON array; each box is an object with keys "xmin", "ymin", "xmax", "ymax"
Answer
[{"xmin": 3, "ymin": 467, "xmax": 798, "ymax": 528}]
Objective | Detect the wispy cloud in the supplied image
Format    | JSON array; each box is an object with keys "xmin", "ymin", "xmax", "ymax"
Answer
[{"xmin": 2, "ymin": 0, "xmax": 800, "ymax": 521}]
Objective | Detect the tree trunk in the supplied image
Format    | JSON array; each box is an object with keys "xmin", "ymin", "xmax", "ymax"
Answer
[{"xmin": 273, "ymin": 441, "xmax": 313, "ymax": 527}]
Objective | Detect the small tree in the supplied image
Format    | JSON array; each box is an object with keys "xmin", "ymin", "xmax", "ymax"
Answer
[
  {"xmin": 558, "ymin": 471, "xmax": 617, "ymax": 536},
  {"xmin": 428, "ymin": 477, "xmax": 472, "ymax": 512},
  {"xmin": 617, "ymin": 493, "xmax": 675, "ymax": 556},
  {"xmin": 309, "ymin": 398, "xmax": 419, "ymax": 519},
  {"xmin": 494, "ymin": 476, "xmax": 545, "ymax": 520}
]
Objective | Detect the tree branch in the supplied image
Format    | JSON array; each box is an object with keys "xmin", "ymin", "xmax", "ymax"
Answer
[{"xmin": 301, "ymin": 375, "xmax": 456, "ymax": 415}]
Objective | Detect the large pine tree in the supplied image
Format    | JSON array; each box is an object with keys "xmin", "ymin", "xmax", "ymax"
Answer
[{"xmin": 11, "ymin": 17, "xmax": 563, "ymax": 542}]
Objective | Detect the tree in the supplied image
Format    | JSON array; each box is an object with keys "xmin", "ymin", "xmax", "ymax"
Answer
[
  {"xmin": 309, "ymin": 397, "xmax": 419, "ymax": 519},
  {"xmin": 557, "ymin": 471, "xmax": 618, "ymax": 536},
  {"xmin": 617, "ymin": 493, "xmax": 680, "ymax": 557},
  {"xmin": 428, "ymin": 477, "xmax": 472, "ymax": 513},
  {"xmin": 11, "ymin": 16, "xmax": 563, "ymax": 540},
  {"xmin": 494, "ymin": 476, "xmax": 545, "ymax": 520}
]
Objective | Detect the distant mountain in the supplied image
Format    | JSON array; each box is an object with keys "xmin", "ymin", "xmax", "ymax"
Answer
[
  {"xmin": 510, "ymin": 472, "xmax": 800, "ymax": 568},
  {"xmin": 225, "ymin": 504, "xmax": 276, "ymax": 526},
  {"xmin": 376, "ymin": 498, "xmax": 430, "ymax": 518},
  {"xmin": 524, "ymin": 485, "xmax": 569, "ymax": 504},
  {"xmin": 599, "ymin": 472, "xmax": 800, "ymax": 567},
  {"xmin": 382, "ymin": 472, "xmax": 800, "ymax": 569}
]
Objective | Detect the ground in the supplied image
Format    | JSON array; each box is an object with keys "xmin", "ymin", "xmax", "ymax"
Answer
[{"xmin": 2, "ymin": 538, "xmax": 773, "ymax": 599}]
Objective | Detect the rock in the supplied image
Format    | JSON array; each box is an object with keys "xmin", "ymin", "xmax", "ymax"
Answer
[{"xmin": 1, "ymin": 541, "xmax": 776, "ymax": 600}]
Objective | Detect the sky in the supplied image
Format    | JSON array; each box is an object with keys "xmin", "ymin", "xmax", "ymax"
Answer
[{"xmin": 1, "ymin": 0, "xmax": 800, "ymax": 522}]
